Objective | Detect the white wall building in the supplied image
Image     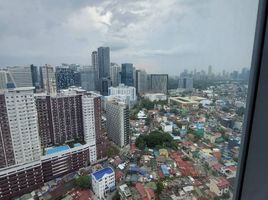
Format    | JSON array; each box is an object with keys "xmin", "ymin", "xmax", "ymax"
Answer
[
  {"xmin": 108, "ymin": 84, "xmax": 136, "ymax": 108},
  {"xmin": 161, "ymin": 122, "xmax": 173, "ymax": 133},
  {"xmin": 92, "ymin": 167, "xmax": 115, "ymax": 199},
  {"xmin": 106, "ymin": 100, "xmax": 130, "ymax": 147},
  {"xmin": 4, "ymin": 87, "xmax": 41, "ymax": 165},
  {"xmin": 82, "ymin": 92, "xmax": 101, "ymax": 163},
  {"xmin": 144, "ymin": 93, "xmax": 167, "ymax": 102}
]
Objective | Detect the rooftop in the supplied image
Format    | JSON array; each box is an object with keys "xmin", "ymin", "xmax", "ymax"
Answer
[
  {"xmin": 92, "ymin": 167, "xmax": 114, "ymax": 181},
  {"xmin": 45, "ymin": 145, "xmax": 70, "ymax": 155}
]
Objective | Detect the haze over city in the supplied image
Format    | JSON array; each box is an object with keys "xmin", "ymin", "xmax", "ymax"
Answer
[{"xmin": 0, "ymin": 0, "xmax": 258, "ymax": 74}]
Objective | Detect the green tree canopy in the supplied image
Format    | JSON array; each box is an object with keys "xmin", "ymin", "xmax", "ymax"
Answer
[{"xmin": 76, "ymin": 175, "xmax": 91, "ymax": 189}]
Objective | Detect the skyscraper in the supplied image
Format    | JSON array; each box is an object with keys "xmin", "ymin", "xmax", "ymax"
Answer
[
  {"xmin": 136, "ymin": 70, "xmax": 147, "ymax": 96},
  {"xmin": 208, "ymin": 65, "xmax": 212, "ymax": 77},
  {"xmin": 81, "ymin": 92, "xmax": 102, "ymax": 162},
  {"xmin": 150, "ymin": 74, "xmax": 168, "ymax": 94},
  {"xmin": 97, "ymin": 47, "xmax": 110, "ymax": 79},
  {"xmin": 178, "ymin": 77, "xmax": 194, "ymax": 90},
  {"xmin": 36, "ymin": 92, "xmax": 84, "ymax": 146},
  {"xmin": 55, "ymin": 67, "xmax": 76, "ymax": 91},
  {"xmin": 40, "ymin": 64, "xmax": 57, "ymax": 94},
  {"xmin": 92, "ymin": 51, "xmax": 99, "ymax": 88},
  {"xmin": 110, "ymin": 63, "xmax": 121, "ymax": 87},
  {"xmin": 121, "ymin": 63, "xmax": 134, "ymax": 86},
  {"xmin": 100, "ymin": 77, "xmax": 112, "ymax": 96},
  {"xmin": 8, "ymin": 66, "xmax": 33, "ymax": 87},
  {"xmin": 30, "ymin": 64, "xmax": 40, "ymax": 90},
  {"xmin": 0, "ymin": 87, "xmax": 41, "ymax": 168},
  {"xmin": 80, "ymin": 66, "xmax": 96, "ymax": 91},
  {"xmin": 106, "ymin": 100, "xmax": 130, "ymax": 147},
  {"xmin": 97, "ymin": 47, "xmax": 110, "ymax": 95}
]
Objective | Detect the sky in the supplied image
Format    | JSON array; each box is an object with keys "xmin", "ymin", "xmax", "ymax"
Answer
[{"xmin": 0, "ymin": 0, "xmax": 259, "ymax": 74}]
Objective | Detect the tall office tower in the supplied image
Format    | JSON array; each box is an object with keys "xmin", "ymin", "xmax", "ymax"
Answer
[
  {"xmin": 121, "ymin": 63, "xmax": 134, "ymax": 86},
  {"xmin": 92, "ymin": 51, "xmax": 99, "ymax": 89},
  {"xmin": 55, "ymin": 67, "xmax": 79, "ymax": 91},
  {"xmin": 100, "ymin": 77, "xmax": 112, "ymax": 96},
  {"xmin": 150, "ymin": 74, "xmax": 168, "ymax": 94},
  {"xmin": 106, "ymin": 100, "xmax": 130, "ymax": 147},
  {"xmin": 108, "ymin": 84, "xmax": 137, "ymax": 108},
  {"xmin": 136, "ymin": 70, "xmax": 147, "ymax": 96},
  {"xmin": 40, "ymin": 64, "xmax": 57, "ymax": 94},
  {"xmin": 7, "ymin": 66, "xmax": 33, "ymax": 87},
  {"xmin": 178, "ymin": 77, "xmax": 194, "ymax": 90},
  {"xmin": 80, "ymin": 66, "xmax": 96, "ymax": 91},
  {"xmin": 208, "ymin": 65, "xmax": 212, "ymax": 77},
  {"xmin": 30, "ymin": 64, "xmax": 40, "ymax": 90},
  {"xmin": 97, "ymin": 47, "xmax": 110, "ymax": 79},
  {"xmin": 0, "ymin": 87, "xmax": 41, "ymax": 168},
  {"xmin": 110, "ymin": 63, "xmax": 121, "ymax": 87},
  {"xmin": 36, "ymin": 92, "xmax": 84, "ymax": 147}
]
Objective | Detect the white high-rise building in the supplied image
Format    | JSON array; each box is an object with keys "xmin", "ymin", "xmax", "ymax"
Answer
[
  {"xmin": 82, "ymin": 92, "xmax": 101, "ymax": 163},
  {"xmin": 92, "ymin": 167, "xmax": 115, "ymax": 199},
  {"xmin": 3, "ymin": 87, "xmax": 41, "ymax": 165},
  {"xmin": 108, "ymin": 84, "xmax": 136, "ymax": 108},
  {"xmin": 106, "ymin": 100, "xmax": 129, "ymax": 147},
  {"xmin": 110, "ymin": 63, "xmax": 121, "ymax": 87}
]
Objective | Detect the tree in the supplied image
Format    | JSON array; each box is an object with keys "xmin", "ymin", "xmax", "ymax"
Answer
[
  {"xmin": 156, "ymin": 181, "xmax": 164, "ymax": 194},
  {"xmin": 107, "ymin": 145, "xmax": 120, "ymax": 157},
  {"xmin": 76, "ymin": 175, "xmax": 91, "ymax": 189}
]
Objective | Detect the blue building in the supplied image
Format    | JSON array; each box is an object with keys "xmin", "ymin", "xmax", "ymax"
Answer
[{"xmin": 121, "ymin": 63, "xmax": 134, "ymax": 86}]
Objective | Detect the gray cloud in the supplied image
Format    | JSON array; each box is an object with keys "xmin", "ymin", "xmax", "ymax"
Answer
[{"xmin": 0, "ymin": 0, "xmax": 259, "ymax": 74}]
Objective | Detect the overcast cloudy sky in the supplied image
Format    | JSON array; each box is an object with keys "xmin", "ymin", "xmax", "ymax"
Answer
[{"xmin": 0, "ymin": 0, "xmax": 258, "ymax": 74}]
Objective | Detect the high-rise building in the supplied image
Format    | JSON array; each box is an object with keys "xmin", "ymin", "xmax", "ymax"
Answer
[
  {"xmin": 136, "ymin": 70, "xmax": 147, "ymax": 96},
  {"xmin": 100, "ymin": 77, "xmax": 112, "ymax": 96},
  {"xmin": 110, "ymin": 63, "xmax": 121, "ymax": 87},
  {"xmin": 106, "ymin": 100, "xmax": 130, "ymax": 147},
  {"xmin": 92, "ymin": 51, "xmax": 99, "ymax": 88},
  {"xmin": 97, "ymin": 47, "xmax": 110, "ymax": 79},
  {"xmin": 30, "ymin": 64, "xmax": 40, "ymax": 90},
  {"xmin": 108, "ymin": 84, "xmax": 137, "ymax": 108},
  {"xmin": 80, "ymin": 66, "xmax": 96, "ymax": 91},
  {"xmin": 55, "ymin": 66, "xmax": 81, "ymax": 91},
  {"xmin": 150, "ymin": 74, "xmax": 168, "ymax": 94},
  {"xmin": 0, "ymin": 87, "xmax": 41, "ymax": 168},
  {"xmin": 121, "ymin": 63, "xmax": 134, "ymax": 86},
  {"xmin": 36, "ymin": 92, "xmax": 84, "ymax": 146},
  {"xmin": 208, "ymin": 65, "xmax": 212, "ymax": 77},
  {"xmin": 178, "ymin": 77, "xmax": 194, "ymax": 90},
  {"xmin": 0, "ymin": 70, "xmax": 15, "ymax": 89},
  {"xmin": 81, "ymin": 92, "xmax": 102, "ymax": 163},
  {"xmin": 40, "ymin": 64, "xmax": 57, "ymax": 94},
  {"xmin": 8, "ymin": 66, "xmax": 33, "ymax": 87}
]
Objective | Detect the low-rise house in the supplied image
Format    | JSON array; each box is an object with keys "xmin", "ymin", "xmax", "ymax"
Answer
[
  {"xmin": 119, "ymin": 184, "xmax": 132, "ymax": 199},
  {"xmin": 209, "ymin": 177, "xmax": 230, "ymax": 196},
  {"xmin": 92, "ymin": 167, "xmax": 115, "ymax": 199}
]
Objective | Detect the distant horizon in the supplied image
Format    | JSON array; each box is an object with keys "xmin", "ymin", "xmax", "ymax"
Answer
[
  {"xmin": 0, "ymin": 61, "xmax": 249, "ymax": 76},
  {"xmin": 0, "ymin": 0, "xmax": 258, "ymax": 74}
]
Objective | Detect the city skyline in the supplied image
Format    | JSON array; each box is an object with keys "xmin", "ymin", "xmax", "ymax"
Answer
[{"xmin": 0, "ymin": 0, "xmax": 258, "ymax": 74}]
